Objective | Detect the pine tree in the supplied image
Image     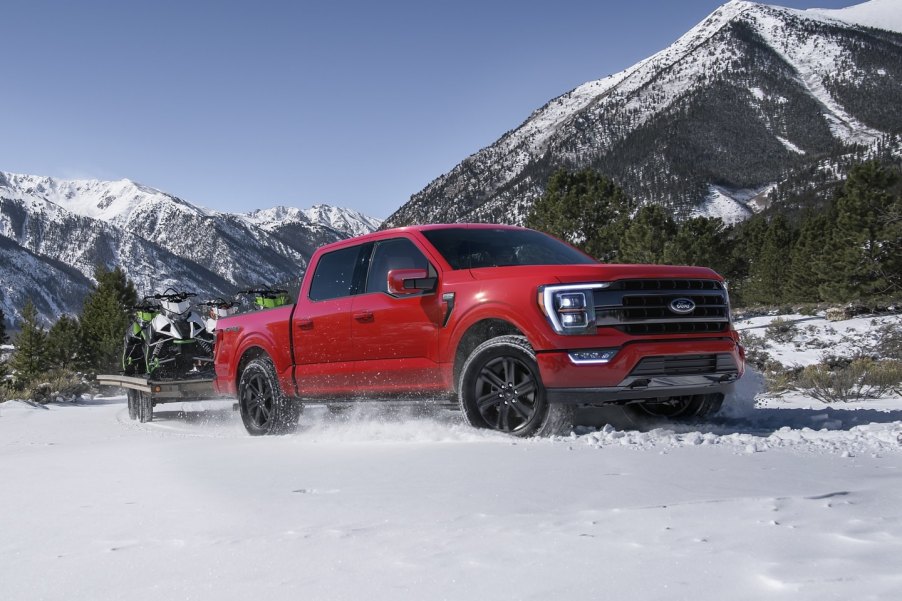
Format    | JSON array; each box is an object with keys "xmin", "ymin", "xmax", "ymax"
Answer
[
  {"xmin": 47, "ymin": 315, "xmax": 81, "ymax": 370},
  {"xmin": 662, "ymin": 216, "xmax": 734, "ymax": 276},
  {"xmin": 0, "ymin": 306, "xmax": 9, "ymax": 345},
  {"xmin": 820, "ymin": 161, "xmax": 900, "ymax": 300},
  {"xmin": 727, "ymin": 215, "xmax": 770, "ymax": 306},
  {"xmin": 619, "ymin": 205, "xmax": 678, "ymax": 264},
  {"xmin": 744, "ymin": 215, "xmax": 796, "ymax": 306},
  {"xmin": 79, "ymin": 265, "xmax": 137, "ymax": 374},
  {"xmin": 10, "ymin": 300, "xmax": 48, "ymax": 383},
  {"xmin": 525, "ymin": 169, "xmax": 635, "ymax": 261},
  {"xmin": 787, "ymin": 211, "xmax": 831, "ymax": 302}
]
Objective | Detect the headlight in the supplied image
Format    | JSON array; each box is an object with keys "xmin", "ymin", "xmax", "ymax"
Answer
[
  {"xmin": 723, "ymin": 280, "xmax": 733, "ymax": 325},
  {"xmin": 538, "ymin": 283, "xmax": 610, "ymax": 335}
]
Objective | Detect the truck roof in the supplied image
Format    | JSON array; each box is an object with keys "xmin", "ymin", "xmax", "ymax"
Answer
[{"xmin": 315, "ymin": 223, "xmax": 527, "ymax": 253}]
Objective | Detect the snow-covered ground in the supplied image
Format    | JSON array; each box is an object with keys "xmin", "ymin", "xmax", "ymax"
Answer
[{"xmin": 2, "ymin": 364, "xmax": 901, "ymax": 600}]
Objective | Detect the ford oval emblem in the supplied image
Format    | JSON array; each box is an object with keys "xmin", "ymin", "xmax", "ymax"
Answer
[{"xmin": 669, "ymin": 298, "xmax": 696, "ymax": 314}]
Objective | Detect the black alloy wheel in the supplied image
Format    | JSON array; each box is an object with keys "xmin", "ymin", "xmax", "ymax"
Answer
[
  {"xmin": 238, "ymin": 358, "xmax": 301, "ymax": 436},
  {"xmin": 473, "ymin": 355, "xmax": 540, "ymax": 433},
  {"xmin": 242, "ymin": 372, "xmax": 274, "ymax": 430},
  {"xmin": 458, "ymin": 335, "xmax": 572, "ymax": 437}
]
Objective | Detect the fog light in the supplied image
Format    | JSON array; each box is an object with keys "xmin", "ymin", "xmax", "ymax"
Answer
[
  {"xmin": 561, "ymin": 312, "xmax": 588, "ymax": 327},
  {"xmin": 568, "ymin": 349, "xmax": 618, "ymax": 364}
]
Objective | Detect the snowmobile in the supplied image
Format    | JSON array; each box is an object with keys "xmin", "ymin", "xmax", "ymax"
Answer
[
  {"xmin": 198, "ymin": 297, "xmax": 239, "ymax": 334},
  {"xmin": 237, "ymin": 287, "xmax": 291, "ymax": 311},
  {"xmin": 143, "ymin": 289, "xmax": 210, "ymax": 378},
  {"xmin": 122, "ymin": 299, "xmax": 159, "ymax": 376}
]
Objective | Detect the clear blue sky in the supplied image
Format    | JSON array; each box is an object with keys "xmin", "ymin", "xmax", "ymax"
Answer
[{"xmin": 0, "ymin": 0, "xmax": 853, "ymax": 218}]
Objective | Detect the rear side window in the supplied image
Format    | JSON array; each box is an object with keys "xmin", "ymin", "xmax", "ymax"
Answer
[
  {"xmin": 365, "ymin": 238, "xmax": 431, "ymax": 294},
  {"xmin": 309, "ymin": 246, "xmax": 362, "ymax": 301}
]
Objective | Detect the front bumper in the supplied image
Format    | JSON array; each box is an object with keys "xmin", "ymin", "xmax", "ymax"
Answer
[{"xmin": 536, "ymin": 337, "xmax": 743, "ymax": 405}]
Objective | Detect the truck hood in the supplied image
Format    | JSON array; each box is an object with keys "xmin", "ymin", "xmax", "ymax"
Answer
[{"xmin": 467, "ymin": 264, "xmax": 722, "ymax": 283}]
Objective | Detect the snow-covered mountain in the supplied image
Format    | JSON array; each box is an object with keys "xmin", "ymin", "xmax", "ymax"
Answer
[
  {"xmin": 0, "ymin": 172, "xmax": 381, "ymax": 326},
  {"xmin": 384, "ymin": 0, "xmax": 902, "ymax": 227},
  {"xmin": 243, "ymin": 204, "xmax": 383, "ymax": 239}
]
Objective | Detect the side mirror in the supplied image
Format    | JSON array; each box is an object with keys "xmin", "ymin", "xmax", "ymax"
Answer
[{"xmin": 387, "ymin": 269, "xmax": 436, "ymax": 295}]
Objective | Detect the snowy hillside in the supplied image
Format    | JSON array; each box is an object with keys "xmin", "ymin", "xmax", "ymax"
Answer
[
  {"xmin": 809, "ymin": 0, "xmax": 902, "ymax": 33},
  {"xmin": 243, "ymin": 204, "xmax": 382, "ymax": 238},
  {"xmin": 385, "ymin": 0, "xmax": 902, "ymax": 227},
  {"xmin": 2, "ymin": 312, "xmax": 901, "ymax": 600},
  {"xmin": 0, "ymin": 172, "xmax": 381, "ymax": 326}
]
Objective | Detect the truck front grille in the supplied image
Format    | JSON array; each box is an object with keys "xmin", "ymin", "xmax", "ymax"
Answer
[{"xmin": 595, "ymin": 279, "xmax": 730, "ymax": 335}]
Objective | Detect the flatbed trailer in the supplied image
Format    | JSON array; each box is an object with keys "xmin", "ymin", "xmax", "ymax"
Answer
[{"xmin": 96, "ymin": 374, "xmax": 229, "ymax": 423}]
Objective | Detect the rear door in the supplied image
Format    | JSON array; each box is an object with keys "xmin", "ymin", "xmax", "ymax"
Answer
[{"xmin": 293, "ymin": 243, "xmax": 370, "ymax": 394}]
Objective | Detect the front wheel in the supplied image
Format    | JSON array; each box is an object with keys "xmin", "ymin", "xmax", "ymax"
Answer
[
  {"xmin": 626, "ymin": 393, "xmax": 724, "ymax": 422},
  {"xmin": 458, "ymin": 335, "xmax": 572, "ymax": 437},
  {"xmin": 238, "ymin": 358, "xmax": 301, "ymax": 435}
]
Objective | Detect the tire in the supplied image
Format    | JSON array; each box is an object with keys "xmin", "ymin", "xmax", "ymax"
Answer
[
  {"xmin": 626, "ymin": 393, "xmax": 724, "ymax": 422},
  {"xmin": 137, "ymin": 391, "xmax": 153, "ymax": 423},
  {"xmin": 127, "ymin": 389, "xmax": 138, "ymax": 421},
  {"xmin": 238, "ymin": 358, "xmax": 301, "ymax": 435},
  {"xmin": 458, "ymin": 335, "xmax": 572, "ymax": 437}
]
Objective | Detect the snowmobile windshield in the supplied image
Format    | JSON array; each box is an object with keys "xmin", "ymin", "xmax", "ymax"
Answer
[
  {"xmin": 421, "ymin": 228, "xmax": 596, "ymax": 270},
  {"xmin": 161, "ymin": 299, "xmax": 192, "ymax": 315}
]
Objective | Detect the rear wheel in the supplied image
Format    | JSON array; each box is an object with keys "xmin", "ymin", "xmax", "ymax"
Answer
[
  {"xmin": 137, "ymin": 391, "xmax": 153, "ymax": 423},
  {"xmin": 238, "ymin": 357, "xmax": 301, "ymax": 435},
  {"xmin": 127, "ymin": 389, "xmax": 138, "ymax": 420},
  {"xmin": 626, "ymin": 393, "xmax": 724, "ymax": 421},
  {"xmin": 458, "ymin": 335, "xmax": 572, "ymax": 437}
]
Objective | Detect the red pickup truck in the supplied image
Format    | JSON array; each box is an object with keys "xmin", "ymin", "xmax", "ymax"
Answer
[{"xmin": 213, "ymin": 224, "xmax": 744, "ymax": 437}]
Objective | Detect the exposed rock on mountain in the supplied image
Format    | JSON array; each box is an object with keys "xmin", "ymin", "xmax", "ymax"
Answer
[
  {"xmin": 384, "ymin": 0, "xmax": 902, "ymax": 227},
  {"xmin": 0, "ymin": 172, "xmax": 381, "ymax": 326}
]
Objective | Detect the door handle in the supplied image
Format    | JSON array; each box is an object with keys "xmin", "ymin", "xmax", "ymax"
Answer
[
  {"xmin": 353, "ymin": 311, "xmax": 374, "ymax": 322},
  {"xmin": 297, "ymin": 318, "xmax": 314, "ymax": 330}
]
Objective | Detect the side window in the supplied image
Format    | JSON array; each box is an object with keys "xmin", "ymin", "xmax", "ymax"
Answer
[
  {"xmin": 365, "ymin": 238, "xmax": 430, "ymax": 294},
  {"xmin": 309, "ymin": 246, "xmax": 362, "ymax": 301}
]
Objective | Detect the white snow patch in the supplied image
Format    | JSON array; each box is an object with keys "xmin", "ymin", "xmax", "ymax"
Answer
[
  {"xmin": 747, "ymin": 6, "xmax": 884, "ymax": 146},
  {"xmin": 735, "ymin": 312, "xmax": 901, "ymax": 369},
  {"xmin": 776, "ymin": 136, "xmax": 806, "ymax": 154},
  {"xmin": 808, "ymin": 0, "xmax": 902, "ymax": 34},
  {"xmin": 692, "ymin": 183, "xmax": 773, "ymax": 224},
  {"xmin": 2, "ymin": 386, "xmax": 902, "ymax": 600}
]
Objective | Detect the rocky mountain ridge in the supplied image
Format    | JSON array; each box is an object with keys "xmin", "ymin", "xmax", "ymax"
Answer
[
  {"xmin": 0, "ymin": 172, "xmax": 381, "ymax": 326},
  {"xmin": 384, "ymin": 0, "xmax": 902, "ymax": 228}
]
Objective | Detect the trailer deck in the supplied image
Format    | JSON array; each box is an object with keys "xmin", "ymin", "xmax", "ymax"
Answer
[{"xmin": 96, "ymin": 374, "xmax": 228, "ymax": 422}]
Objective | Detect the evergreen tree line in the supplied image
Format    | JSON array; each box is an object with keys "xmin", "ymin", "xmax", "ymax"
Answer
[
  {"xmin": 0, "ymin": 266, "xmax": 136, "ymax": 398},
  {"xmin": 526, "ymin": 160, "xmax": 902, "ymax": 307}
]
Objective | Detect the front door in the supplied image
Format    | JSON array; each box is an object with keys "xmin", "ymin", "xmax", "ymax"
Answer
[{"xmin": 349, "ymin": 237, "xmax": 445, "ymax": 393}]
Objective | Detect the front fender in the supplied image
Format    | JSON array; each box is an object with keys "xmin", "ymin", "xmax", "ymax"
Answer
[{"xmin": 445, "ymin": 296, "xmax": 553, "ymax": 359}]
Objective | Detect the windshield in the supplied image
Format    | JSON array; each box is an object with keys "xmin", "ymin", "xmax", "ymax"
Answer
[{"xmin": 421, "ymin": 228, "xmax": 597, "ymax": 270}]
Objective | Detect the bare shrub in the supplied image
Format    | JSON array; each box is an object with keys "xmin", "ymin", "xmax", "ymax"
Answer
[
  {"xmin": 766, "ymin": 317, "xmax": 797, "ymax": 344},
  {"xmin": 740, "ymin": 331, "xmax": 771, "ymax": 371},
  {"xmin": 0, "ymin": 369, "xmax": 90, "ymax": 404},
  {"xmin": 798, "ymin": 358, "xmax": 902, "ymax": 403},
  {"xmin": 873, "ymin": 322, "xmax": 902, "ymax": 360}
]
